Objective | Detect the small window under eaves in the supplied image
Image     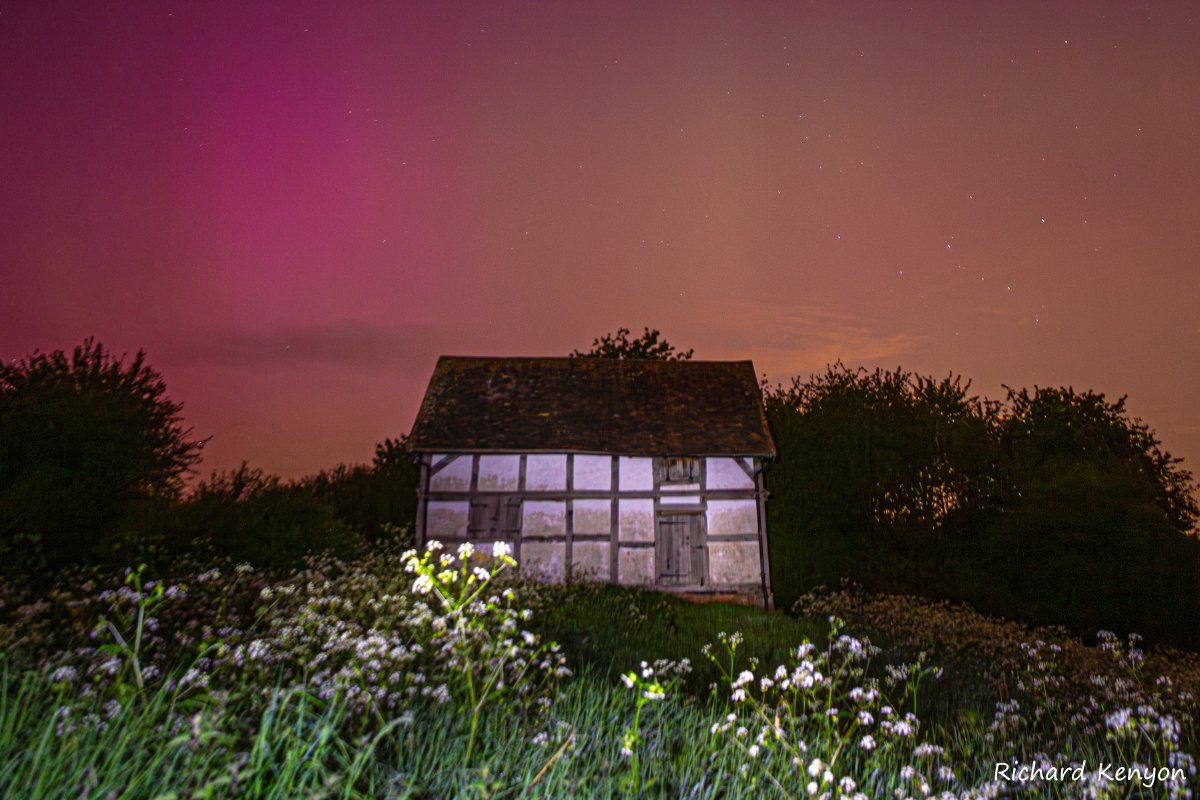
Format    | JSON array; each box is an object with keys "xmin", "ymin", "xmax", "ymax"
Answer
[{"xmin": 655, "ymin": 457, "xmax": 700, "ymax": 485}]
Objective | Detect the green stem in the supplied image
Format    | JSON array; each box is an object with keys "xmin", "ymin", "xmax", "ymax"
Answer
[
  {"xmin": 630, "ymin": 697, "xmax": 643, "ymax": 795},
  {"xmin": 464, "ymin": 707, "xmax": 481, "ymax": 767},
  {"xmin": 132, "ymin": 587, "xmax": 145, "ymax": 691}
]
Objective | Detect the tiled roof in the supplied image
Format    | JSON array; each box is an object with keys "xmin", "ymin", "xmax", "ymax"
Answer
[{"xmin": 407, "ymin": 356, "xmax": 776, "ymax": 457}]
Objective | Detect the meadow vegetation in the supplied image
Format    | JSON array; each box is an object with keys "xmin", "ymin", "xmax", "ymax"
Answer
[{"xmin": 1, "ymin": 543, "xmax": 1195, "ymax": 798}]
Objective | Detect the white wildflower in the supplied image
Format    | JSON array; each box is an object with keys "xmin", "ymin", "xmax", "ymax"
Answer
[{"xmin": 51, "ymin": 666, "xmax": 78, "ymax": 683}]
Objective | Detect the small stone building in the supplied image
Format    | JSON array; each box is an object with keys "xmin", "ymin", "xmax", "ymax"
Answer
[{"xmin": 406, "ymin": 356, "xmax": 778, "ymax": 607}]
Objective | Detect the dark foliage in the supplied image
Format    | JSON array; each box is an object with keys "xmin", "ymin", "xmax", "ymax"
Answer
[
  {"xmin": 292, "ymin": 436, "xmax": 419, "ymax": 545},
  {"xmin": 1001, "ymin": 385, "xmax": 1198, "ymax": 533},
  {"xmin": 978, "ymin": 386, "xmax": 1200, "ymax": 644},
  {"xmin": 0, "ymin": 338, "xmax": 420, "ymax": 577},
  {"xmin": 571, "ymin": 326, "xmax": 694, "ymax": 361},
  {"xmin": 140, "ymin": 439, "xmax": 417, "ymax": 572},
  {"xmin": 163, "ymin": 464, "xmax": 367, "ymax": 569},
  {"xmin": 764, "ymin": 364, "xmax": 1004, "ymax": 598},
  {"xmin": 0, "ymin": 339, "xmax": 201, "ymax": 569},
  {"xmin": 764, "ymin": 364, "xmax": 1200, "ymax": 649}
]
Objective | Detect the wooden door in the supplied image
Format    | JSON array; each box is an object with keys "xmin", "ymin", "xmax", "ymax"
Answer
[{"xmin": 657, "ymin": 513, "xmax": 705, "ymax": 586}]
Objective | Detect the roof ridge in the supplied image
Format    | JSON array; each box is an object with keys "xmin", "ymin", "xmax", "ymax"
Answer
[{"xmin": 435, "ymin": 355, "xmax": 756, "ymax": 365}]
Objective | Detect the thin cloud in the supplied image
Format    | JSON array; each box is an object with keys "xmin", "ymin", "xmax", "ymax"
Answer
[
  {"xmin": 694, "ymin": 301, "xmax": 922, "ymax": 378},
  {"xmin": 169, "ymin": 320, "xmax": 444, "ymax": 373}
]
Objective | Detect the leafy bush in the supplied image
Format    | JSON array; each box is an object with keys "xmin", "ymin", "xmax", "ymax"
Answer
[
  {"xmin": 292, "ymin": 437, "xmax": 418, "ymax": 544},
  {"xmin": 764, "ymin": 364, "xmax": 1200, "ymax": 649},
  {"xmin": 0, "ymin": 339, "xmax": 200, "ymax": 570},
  {"xmin": 1003, "ymin": 386, "xmax": 1198, "ymax": 533},
  {"xmin": 163, "ymin": 464, "xmax": 366, "ymax": 569}
]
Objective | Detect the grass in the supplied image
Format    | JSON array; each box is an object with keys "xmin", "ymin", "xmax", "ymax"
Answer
[
  {"xmin": 1, "ymin": 548, "xmax": 1197, "ymax": 798},
  {"xmin": 0, "ymin": 663, "xmax": 739, "ymax": 799},
  {"xmin": 528, "ymin": 580, "xmax": 827, "ymax": 693},
  {"xmin": 0, "ymin": 670, "xmax": 392, "ymax": 799}
]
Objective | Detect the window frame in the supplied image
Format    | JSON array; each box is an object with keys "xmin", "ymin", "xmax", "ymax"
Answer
[
  {"xmin": 467, "ymin": 495, "xmax": 522, "ymax": 538},
  {"xmin": 655, "ymin": 456, "xmax": 700, "ymax": 485}
]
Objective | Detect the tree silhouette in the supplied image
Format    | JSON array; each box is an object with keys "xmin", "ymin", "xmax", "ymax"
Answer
[
  {"xmin": 572, "ymin": 327, "xmax": 694, "ymax": 361},
  {"xmin": 0, "ymin": 338, "xmax": 201, "ymax": 565},
  {"xmin": 1001, "ymin": 385, "xmax": 1197, "ymax": 534}
]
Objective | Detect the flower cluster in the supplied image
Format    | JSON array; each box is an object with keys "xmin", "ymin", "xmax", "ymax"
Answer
[
  {"xmin": 796, "ymin": 588, "xmax": 1200, "ymax": 797},
  {"xmin": 13, "ymin": 540, "xmax": 569, "ymax": 752},
  {"xmin": 704, "ymin": 619, "xmax": 959, "ymax": 798}
]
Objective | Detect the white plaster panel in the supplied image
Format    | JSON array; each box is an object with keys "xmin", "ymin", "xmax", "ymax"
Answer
[
  {"xmin": 707, "ymin": 541, "xmax": 762, "ymax": 585},
  {"xmin": 522, "ymin": 541, "xmax": 566, "ymax": 582},
  {"xmin": 571, "ymin": 541, "xmax": 610, "ymax": 582},
  {"xmin": 660, "ymin": 494, "xmax": 702, "ymax": 505},
  {"xmin": 573, "ymin": 455, "xmax": 612, "ymax": 491},
  {"xmin": 619, "ymin": 457, "xmax": 654, "ymax": 491},
  {"xmin": 429, "ymin": 456, "xmax": 472, "ymax": 492},
  {"xmin": 572, "ymin": 499, "xmax": 610, "ymax": 534},
  {"xmin": 526, "ymin": 455, "xmax": 567, "ymax": 491},
  {"xmin": 618, "ymin": 499, "xmax": 654, "ymax": 542},
  {"xmin": 426, "ymin": 501, "xmax": 468, "ymax": 537},
  {"xmin": 477, "ymin": 455, "xmax": 519, "ymax": 491},
  {"xmin": 522, "ymin": 501, "xmax": 566, "ymax": 537},
  {"xmin": 618, "ymin": 547, "xmax": 655, "ymax": 586},
  {"xmin": 707, "ymin": 500, "xmax": 760, "ymax": 535},
  {"xmin": 706, "ymin": 458, "xmax": 755, "ymax": 490},
  {"xmin": 660, "ymin": 483, "xmax": 700, "ymax": 492}
]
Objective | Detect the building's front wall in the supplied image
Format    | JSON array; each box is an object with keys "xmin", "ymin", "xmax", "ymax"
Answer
[{"xmin": 416, "ymin": 453, "xmax": 770, "ymax": 605}]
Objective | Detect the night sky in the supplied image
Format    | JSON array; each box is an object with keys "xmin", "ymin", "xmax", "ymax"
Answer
[{"xmin": 3, "ymin": 2, "xmax": 1198, "ymax": 480}]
